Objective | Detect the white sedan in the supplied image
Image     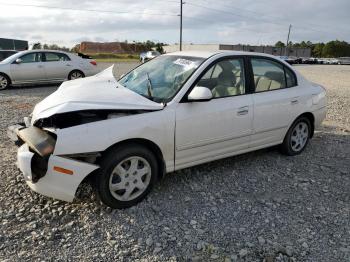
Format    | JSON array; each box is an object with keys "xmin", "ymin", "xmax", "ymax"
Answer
[
  {"xmin": 8, "ymin": 51, "xmax": 327, "ymax": 208},
  {"xmin": 0, "ymin": 50, "xmax": 99, "ymax": 90}
]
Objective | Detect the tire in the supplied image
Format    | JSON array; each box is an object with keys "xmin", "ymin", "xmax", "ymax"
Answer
[
  {"xmin": 0, "ymin": 73, "xmax": 10, "ymax": 90},
  {"xmin": 68, "ymin": 70, "xmax": 85, "ymax": 80},
  {"xmin": 280, "ymin": 117, "xmax": 311, "ymax": 156},
  {"xmin": 96, "ymin": 144, "xmax": 158, "ymax": 209}
]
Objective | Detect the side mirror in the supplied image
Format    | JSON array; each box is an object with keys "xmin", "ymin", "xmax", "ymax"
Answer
[
  {"xmin": 187, "ymin": 86, "xmax": 213, "ymax": 102},
  {"xmin": 15, "ymin": 58, "xmax": 22, "ymax": 64}
]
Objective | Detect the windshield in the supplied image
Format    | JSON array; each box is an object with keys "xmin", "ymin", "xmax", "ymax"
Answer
[{"xmin": 118, "ymin": 55, "xmax": 204, "ymax": 102}]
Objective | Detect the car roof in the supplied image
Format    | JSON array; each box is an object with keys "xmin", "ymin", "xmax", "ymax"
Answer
[
  {"xmin": 17, "ymin": 49, "xmax": 70, "ymax": 54},
  {"xmin": 165, "ymin": 50, "xmax": 280, "ymax": 59}
]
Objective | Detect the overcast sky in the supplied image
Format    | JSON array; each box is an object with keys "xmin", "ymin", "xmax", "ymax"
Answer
[{"xmin": 1, "ymin": 0, "xmax": 349, "ymax": 47}]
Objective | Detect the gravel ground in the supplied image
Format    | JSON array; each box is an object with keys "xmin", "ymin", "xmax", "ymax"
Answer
[{"xmin": 0, "ymin": 64, "xmax": 349, "ymax": 261}]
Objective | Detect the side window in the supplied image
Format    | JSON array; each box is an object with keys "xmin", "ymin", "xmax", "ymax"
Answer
[
  {"xmin": 197, "ymin": 58, "xmax": 245, "ymax": 98},
  {"xmin": 19, "ymin": 53, "xmax": 42, "ymax": 63},
  {"xmin": 285, "ymin": 67, "xmax": 297, "ymax": 87},
  {"xmin": 44, "ymin": 52, "xmax": 60, "ymax": 62},
  {"xmin": 201, "ymin": 66, "xmax": 214, "ymax": 80},
  {"xmin": 251, "ymin": 58, "xmax": 286, "ymax": 92},
  {"xmin": 57, "ymin": 53, "xmax": 71, "ymax": 61}
]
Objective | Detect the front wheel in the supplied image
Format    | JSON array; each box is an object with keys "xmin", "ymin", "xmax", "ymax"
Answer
[
  {"xmin": 96, "ymin": 144, "xmax": 158, "ymax": 209},
  {"xmin": 0, "ymin": 73, "xmax": 10, "ymax": 90},
  {"xmin": 280, "ymin": 117, "xmax": 311, "ymax": 156}
]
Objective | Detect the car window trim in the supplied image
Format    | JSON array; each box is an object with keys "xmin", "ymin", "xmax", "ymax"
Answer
[
  {"xmin": 180, "ymin": 55, "xmax": 253, "ymax": 103},
  {"xmin": 248, "ymin": 55, "xmax": 298, "ymax": 94}
]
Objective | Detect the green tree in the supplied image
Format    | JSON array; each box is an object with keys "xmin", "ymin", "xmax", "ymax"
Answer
[
  {"xmin": 312, "ymin": 43, "xmax": 325, "ymax": 57},
  {"xmin": 275, "ymin": 41, "xmax": 285, "ymax": 48},
  {"xmin": 32, "ymin": 42, "xmax": 42, "ymax": 49},
  {"xmin": 322, "ymin": 40, "xmax": 350, "ymax": 57},
  {"xmin": 155, "ymin": 43, "xmax": 164, "ymax": 54}
]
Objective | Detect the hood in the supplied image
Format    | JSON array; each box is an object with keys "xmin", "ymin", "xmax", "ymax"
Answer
[{"xmin": 32, "ymin": 65, "xmax": 163, "ymax": 122}]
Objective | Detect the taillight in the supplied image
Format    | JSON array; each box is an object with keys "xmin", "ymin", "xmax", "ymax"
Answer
[{"xmin": 90, "ymin": 60, "xmax": 97, "ymax": 66}]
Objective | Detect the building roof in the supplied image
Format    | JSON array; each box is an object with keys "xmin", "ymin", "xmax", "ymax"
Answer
[{"xmin": 165, "ymin": 50, "xmax": 279, "ymax": 59}]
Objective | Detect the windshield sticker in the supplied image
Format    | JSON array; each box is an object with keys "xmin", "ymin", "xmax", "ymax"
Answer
[{"xmin": 173, "ymin": 58, "xmax": 195, "ymax": 68}]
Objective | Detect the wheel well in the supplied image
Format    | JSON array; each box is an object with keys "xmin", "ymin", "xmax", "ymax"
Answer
[
  {"xmin": 0, "ymin": 72, "xmax": 11, "ymax": 84},
  {"xmin": 297, "ymin": 112, "xmax": 315, "ymax": 137},
  {"xmin": 103, "ymin": 138, "xmax": 166, "ymax": 180}
]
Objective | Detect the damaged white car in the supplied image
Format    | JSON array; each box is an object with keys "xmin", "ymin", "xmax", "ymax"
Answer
[{"xmin": 8, "ymin": 51, "xmax": 327, "ymax": 209}]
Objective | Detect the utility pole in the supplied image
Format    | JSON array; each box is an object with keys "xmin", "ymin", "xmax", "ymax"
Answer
[
  {"xmin": 180, "ymin": 0, "xmax": 183, "ymax": 51},
  {"xmin": 285, "ymin": 24, "xmax": 292, "ymax": 56}
]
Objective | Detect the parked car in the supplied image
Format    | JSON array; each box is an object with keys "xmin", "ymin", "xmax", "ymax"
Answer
[
  {"xmin": 338, "ymin": 57, "xmax": 350, "ymax": 65},
  {"xmin": 8, "ymin": 51, "xmax": 327, "ymax": 208},
  {"xmin": 301, "ymin": 57, "xmax": 318, "ymax": 64},
  {"xmin": 278, "ymin": 56, "xmax": 301, "ymax": 65},
  {"xmin": 140, "ymin": 50, "xmax": 160, "ymax": 63},
  {"xmin": 329, "ymin": 58, "xmax": 340, "ymax": 64},
  {"xmin": 0, "ymin": 50, "xmax": 98, "ymax": 90},
  {"xmin": 0, "ymin": 50, "xmax": 17, "ymax": 62}
]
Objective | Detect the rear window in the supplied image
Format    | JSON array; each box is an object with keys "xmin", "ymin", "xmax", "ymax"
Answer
[{"xmin": 44, "ymin": 52, "xmax": 71, "ymax": 62}]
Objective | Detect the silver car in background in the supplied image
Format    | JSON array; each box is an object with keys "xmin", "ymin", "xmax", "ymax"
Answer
[{"xmin": 0, "ymin": 50, "xmax": 99, "ymax": 90}]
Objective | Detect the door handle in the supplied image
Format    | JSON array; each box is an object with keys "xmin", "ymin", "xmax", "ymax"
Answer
[
  {"xmin": 66, "ymin": 64, "xmax": 71, "ymax": 66},
  {"xmin": 37, "ymin": 65, "xmax": 43, "ymax": 68},
  {"xmin": 237, "ymin": 106, "xmax": 249, "ymax": 116},
  {"xmin": 291, "ymin": 98, "xmax": 299, "ymax": 105}
]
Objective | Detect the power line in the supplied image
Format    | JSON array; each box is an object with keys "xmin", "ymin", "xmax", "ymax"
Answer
[{"xmin": 0, "ymin": 2, "xmax": 178, "ymax": 17}]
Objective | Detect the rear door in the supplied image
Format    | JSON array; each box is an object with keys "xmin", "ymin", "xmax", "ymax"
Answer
[
  {"xmin": 249, "ymin": 57, "xmax": 301, "ymax": 147},
  {"xmin": 42, "ymin": 52, "xmax": 72, "ymax": 81},
  {"xmin": 10, "ymin": 52, "xmax": 46, "ymax": 83}
]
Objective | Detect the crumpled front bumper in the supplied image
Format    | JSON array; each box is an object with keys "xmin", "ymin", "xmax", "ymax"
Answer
[{"xmin": 9, "ymin": 123, "xmax": 99, "ymax": 202}]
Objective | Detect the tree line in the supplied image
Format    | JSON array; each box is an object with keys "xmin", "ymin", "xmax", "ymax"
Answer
[
  {"xmin": 275, "ymin": 40, "xmax": 350, "ymax": 58},
  {"xmin": 32, "ymin": 40, "xmax": 166, "ymax": 53}
]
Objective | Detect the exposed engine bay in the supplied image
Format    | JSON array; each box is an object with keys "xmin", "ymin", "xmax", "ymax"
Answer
[{"xmin": 34, "ymin": 109, "xmax": 154, "ymax": 129}]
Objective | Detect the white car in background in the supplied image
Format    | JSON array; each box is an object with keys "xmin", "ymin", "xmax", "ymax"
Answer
[
  {"xmin": 0, "ymin": 50, "xmax": 98, "ymax": 90},
  {"xmin": 140, "ymin": 51, "xmax": 160, "ymax": 63},
  {"xmin": 8, "ymin": 51, "xmax": 326, "ymax": 209}
]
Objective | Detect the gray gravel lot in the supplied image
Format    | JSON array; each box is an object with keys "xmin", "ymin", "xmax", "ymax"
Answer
[{"xmin": 0, "ymin": 64, "xmax": 349, "ymax": 261}]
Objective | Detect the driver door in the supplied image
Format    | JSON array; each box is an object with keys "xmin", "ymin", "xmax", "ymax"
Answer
[
  {"xmin": 175, "ymin": 57, "xmax": 253, "ymax": 170},
  {"xmin": 10, "ymin": 52, "xmax": 46, "ymax": 83}
]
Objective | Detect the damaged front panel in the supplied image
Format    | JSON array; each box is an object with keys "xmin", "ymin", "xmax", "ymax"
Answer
[{"xmin": 34, "ymin": 109, "xmax": 158, "ymax": 129}]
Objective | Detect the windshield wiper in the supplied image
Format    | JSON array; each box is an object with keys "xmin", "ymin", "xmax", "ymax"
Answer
[{"xmin": 146, "ymin": 72, "xmax": 154, "ymax": 100}]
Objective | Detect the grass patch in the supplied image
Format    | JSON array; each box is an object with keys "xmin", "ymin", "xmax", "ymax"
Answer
[
  {"xmin": 88, "ymin": 53, "xmax": 139, "ymax": 62},
  {"xmin": 95, "ymin": 58, "xmax": 139, "ymax": 62}
]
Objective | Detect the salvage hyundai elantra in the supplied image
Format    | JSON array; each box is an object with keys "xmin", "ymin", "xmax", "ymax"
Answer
[{"xmin": 8, "ymin": 51, "xmax": 326, "ymax": 208}]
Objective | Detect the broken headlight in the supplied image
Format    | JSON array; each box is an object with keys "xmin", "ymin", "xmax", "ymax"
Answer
[{"xmin": 17, "ymin": 126, "xmax": 56, "ymax": 157}]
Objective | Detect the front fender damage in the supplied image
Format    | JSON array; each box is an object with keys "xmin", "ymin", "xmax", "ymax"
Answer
[{"xmin": 27, "ymin": 153, "xmax": 98, "ymax": 202}]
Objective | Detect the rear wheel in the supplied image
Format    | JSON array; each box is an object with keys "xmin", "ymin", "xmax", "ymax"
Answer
[
  {"xmin": 0, "ymin": 73, "xmax": 10, "ymax": 90},
  {"xmin": 280, "ymin": 117, "xmax": 311, "ymax": 156},
  {"xmin": 96, "ymin": 144, "xmax": 158, "ymax": 209},
  {"xmin": 68, "ymin": 70, "xmax": 85, "ymax": 80}
]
